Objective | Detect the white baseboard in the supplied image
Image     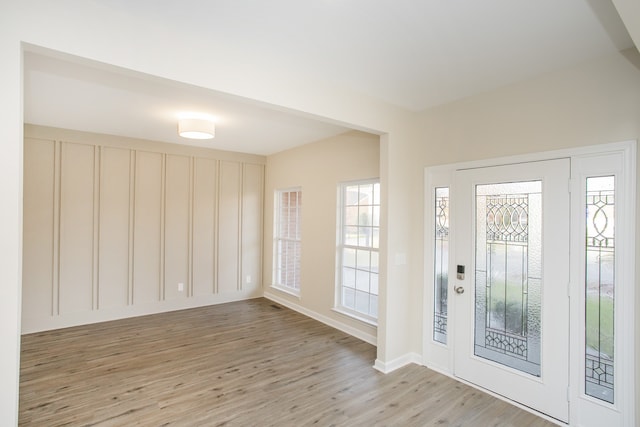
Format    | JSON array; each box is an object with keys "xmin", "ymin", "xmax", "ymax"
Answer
[
  {"xmin": 373, "ymin": 352, "xmax": 421, "ymax": 374},
  {"xmin": 263, "ymin": 291, "xmax": 377, "ymax": 346},
  {"xmin": 21, "ymin": 291, "xmax": 262, "ymax": 334}
]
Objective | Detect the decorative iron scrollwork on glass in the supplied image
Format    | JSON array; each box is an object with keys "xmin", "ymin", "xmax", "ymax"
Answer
[
  {"xmin": 475, "ymin": 181, "xmax": 541, "ymax": 377},
  {"xmin": 433, "ymin": 187, "xmax": 449, "ymax": 344},
  {"xmin": 484, "ymin": 195, "xmax": 531, "ymax": 360},
  {"xmin": 434, "ymin": 313, "xmax": 447, "ymax": 336},
  {"xmin": 436, "ymin": 195, "xmax": 449, "ymax": 239},
  {"xmin": 586, "ymin": 354, "xmax": 614, "ymax": 395},
  {"xmin": 485, "ymin": 329, "xmax": 528, "ymax": 359},
  {"xmin": 486, "ymin": 196, "xmax": 529, "ymax": 243},
  {"xmin": 585, "ymin": 176, "xmax": 615, "ymax": 404}
]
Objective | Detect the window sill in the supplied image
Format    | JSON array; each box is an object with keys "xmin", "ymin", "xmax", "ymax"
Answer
[
  {"xmin": 270, "ymin": 284, "xmax": 301, "ymax": 299},
  {"xmin": 332, "ymin": 307, "xmax": 378, "ymax": 327}
]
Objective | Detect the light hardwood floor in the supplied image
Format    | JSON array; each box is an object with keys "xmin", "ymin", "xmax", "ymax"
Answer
[{"xmin": 20, "ymin": 298, "xmax": 556, "ymax": 426}]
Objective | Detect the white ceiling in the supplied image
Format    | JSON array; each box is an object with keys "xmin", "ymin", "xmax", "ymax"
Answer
[
  {"xmin": 24, "ymin": 53, "xmax": 353, "ymax": 155},
  {"xmin": 23, "ymin": 0, "xmax": 634, "ymax": 156}
]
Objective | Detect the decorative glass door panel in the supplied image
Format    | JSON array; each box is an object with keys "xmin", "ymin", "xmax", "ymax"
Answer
[{"xmin": 475, "ymin": 181, "xmax": 541, "ymax": 376}]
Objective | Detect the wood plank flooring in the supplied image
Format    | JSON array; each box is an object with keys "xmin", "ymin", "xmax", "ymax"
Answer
[{"xmin": 19, "ymin": 298, "xmax": 556, "ymax": 426}]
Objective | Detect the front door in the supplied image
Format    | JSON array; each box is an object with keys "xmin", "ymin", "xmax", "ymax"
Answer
[{"xmin": 453, "ymin": 159, "xmax": 570, "ymax": 423}]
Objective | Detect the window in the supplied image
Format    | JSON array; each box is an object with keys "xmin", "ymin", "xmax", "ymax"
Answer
[
  {"xmin": 336, "ymin": 180, "xmax": 380, "ymax": 322},
  {"xmin": 569, "ymin": 145, "xmax": 635, "ymax": 425},
  {"xmin": 433, "ymin": 187, "xmax": 449, "ymax": 344},
  {"xmin": 273, "ymin": 188, "xmax": 302, "ymax": 294},
  {"xmin": 584, "ymin": 176, "xmax": 615, "ymax": 404}
]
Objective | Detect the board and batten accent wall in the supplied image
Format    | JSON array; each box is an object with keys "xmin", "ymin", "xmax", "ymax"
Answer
[{"xmin": 22, "ymin": 125, "xmax": 265, "ymax": 333}]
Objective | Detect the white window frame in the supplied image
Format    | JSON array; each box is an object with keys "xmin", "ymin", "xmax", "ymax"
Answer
[
  {"xmin": 335, "ymin": 179, "xmax": 380, "ymax": 325},
  {"xmin": 423, "ymin": 168, "xmax": 455, "ymax": 374},
  {"xmin": 569, "ymin": 146, "xmax": 636, "ymax": 426},
  {"xmin": 272, "ymin": 187, "xmax": 302, "ymax": 296}
]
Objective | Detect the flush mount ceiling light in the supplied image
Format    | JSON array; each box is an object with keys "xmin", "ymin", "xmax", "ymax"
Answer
[{"xmin": 178, "ymin": 118, "xmax": 215, "ymax": 139}]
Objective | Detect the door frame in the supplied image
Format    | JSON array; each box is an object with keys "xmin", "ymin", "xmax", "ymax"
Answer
[
  {"xmin": 422, "ymin": 141, "xmax": 636, "ymax": 425},
  {"xmin": 453, "ymin": 159, "xmax": 571, "ymax": 422}
]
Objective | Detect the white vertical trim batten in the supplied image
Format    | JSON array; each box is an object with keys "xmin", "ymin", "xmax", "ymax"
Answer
[
  {"xmin": 93, "ymin": 145, "xmax": 100, "ymax": 310},
  {"xmin": 160, "ymin": 153, "xmax": 166, "ymax": 301},
  {"xmin": 52, "ymin": 140, "xmax": 62, "ymax": 316},
  {"xmin": 238, "ymin": 163, "xmax": 245, "ymax": 291},
  {"xmin": 128, "ymin": 150, "xmax": 136, "ymax": 306},
  {"xmin": 214, "ymin": 159, "xmax": 221, "ymax": 294},
  {"xmin": 188, "ymin": 156, "xmax": 195, "ymax": 297}
]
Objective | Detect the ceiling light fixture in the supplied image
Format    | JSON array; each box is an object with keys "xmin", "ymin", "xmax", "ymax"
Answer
[{"xmin": 178, "ymin": 118, "xmax": 215, "ymax": 139}]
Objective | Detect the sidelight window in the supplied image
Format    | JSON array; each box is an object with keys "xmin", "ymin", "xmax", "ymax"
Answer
[
  {"xmin": 433, "ymin": 187, "xmax": 449, "ymax": 344},
  {"xmin": 584, "ymin": 176, "xmax": 615, "ymax": 404}
]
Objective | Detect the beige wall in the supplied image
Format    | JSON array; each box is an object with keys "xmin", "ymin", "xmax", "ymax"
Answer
[
  {"xmin": 22, "ymin": 125, "xmax": 265, "ymax": 333},
  {"xmin": 419, "ymin": 49, "xmax": 640, "ymax": 166},
  {"xmin": 263, "ymin": 131, "xmax": 380, "ymax": 343}
]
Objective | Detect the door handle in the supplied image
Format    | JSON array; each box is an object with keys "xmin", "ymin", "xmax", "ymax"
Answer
[{"xmin": 455, "ymin": 286, "xmax": 465, "ymax": 294}]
